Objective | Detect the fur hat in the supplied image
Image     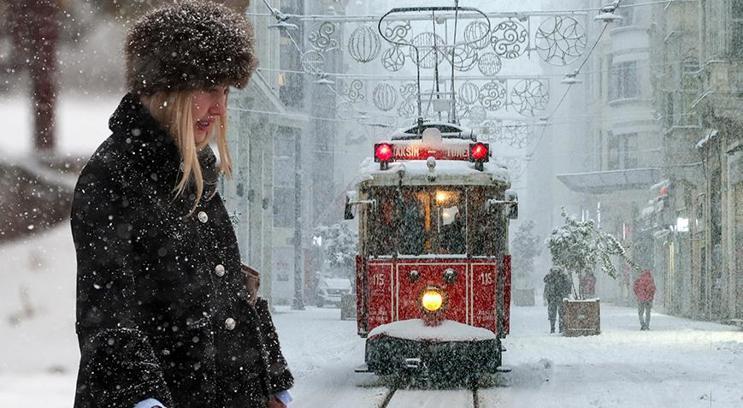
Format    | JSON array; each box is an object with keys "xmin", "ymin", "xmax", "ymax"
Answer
[{"xmin": 125, "ymin": 0, "xmax": 258, "ymax": 95}]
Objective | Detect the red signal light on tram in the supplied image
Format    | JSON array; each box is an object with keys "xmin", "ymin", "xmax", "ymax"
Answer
[
  {"xmin": 374, "ymin": 143, "xmax": 393, "ymax": 162},
  {"xmin": 469, "ymin": 142, "xmax": 489, "ymax": 162}
]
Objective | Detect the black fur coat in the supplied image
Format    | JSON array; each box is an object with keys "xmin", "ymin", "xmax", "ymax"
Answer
[{"xmin": 71, "ymin": 94, "xmax": 292, "ymax": 408}]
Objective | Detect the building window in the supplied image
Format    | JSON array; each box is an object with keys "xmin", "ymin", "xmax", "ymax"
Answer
[
  {"xmin": 703, "ymin": 0, "xmax": 724, "ymax": 58},
  {"xmin": 609, "ymin": 61, "xmax": 639, "ymax": 100},
  {"xmin": 598, "ymin": 57, "xmax": 605, "ymax": 99},
  {"xmin": 272, "ymin": 187, "xmax": 295, "ymax": 228},
  {"xmin": 278, "ymin": 0, "xmax": 305, "ymax": 108},
  {"xmin": 607, "ymin": 132, "xmax": 639, "ymax": 170},
  {"xmin": 679, "ymin": 57, "xmax": 701, "ymax": 125},
  {"xmin": 273, "ymin": 127, "xmax": 298, "ymax": 228},
  {"xmin": 732, "ymin": 0, "xmax": 743, "ymax": 57},
  {"xmin": 664, "ymin": 92, "xmax": 674, "ymax": 128},
  {"xmin": 597, "ymin": 130, "xmax": 604, "ymax": 170}
]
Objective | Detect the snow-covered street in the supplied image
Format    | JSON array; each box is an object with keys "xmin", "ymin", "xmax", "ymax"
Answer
[
  {"xmin": 277, "ymin": 304, "xmax": 743, "ymax": 408},
  {"xmin": 2, "ymin": 224, "xmax": 742, "ymax": 407}
]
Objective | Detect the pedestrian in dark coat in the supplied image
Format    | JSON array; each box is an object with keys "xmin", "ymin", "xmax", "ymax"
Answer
[
  {"xmin": 544, "ymin": 266, "xmax": 572, "ymax": 333},
  {"xmin": 633, "ymin": 269, "xmax": 656, "ymax": 330},
  {"xmin": 70, "ymin": 2, "xmax": 292, "ymax": 407}
]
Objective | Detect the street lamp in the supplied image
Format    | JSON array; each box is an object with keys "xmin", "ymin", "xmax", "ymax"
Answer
[
  {"xmin": 561, "ymin": 71, "xmax": 583, "ymax": 85},
  {"xmin": 269, "ymin": 21, "xmax": 299, "ymax": 30},
  {"xmin": 314, "ymin": 74, "xmax": 335, "ymax": 85},
  {"xmin": 594, "ymin": 2, "xmax": 623, "ymax": 23}
]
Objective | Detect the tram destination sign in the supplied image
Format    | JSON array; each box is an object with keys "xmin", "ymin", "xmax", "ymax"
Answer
[{"xmin": 392, "ymin": 143, "xmax": 470, "ymax": 161}]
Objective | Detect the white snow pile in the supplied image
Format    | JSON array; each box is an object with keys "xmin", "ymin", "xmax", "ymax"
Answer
[{"xmin": 367, "ymin": 319, "xmax": 497, "ymax": 342}]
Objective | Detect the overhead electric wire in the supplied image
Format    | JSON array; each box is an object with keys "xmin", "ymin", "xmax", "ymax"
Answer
[
  {"xmin": 245, "ymin": 0, "xmax": 694, "ymax": 21},
  {"xmin": 256, "ymin": 55, "xmax": 707, "ymax": 80}
]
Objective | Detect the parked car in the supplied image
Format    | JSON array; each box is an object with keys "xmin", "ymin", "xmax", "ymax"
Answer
[{"xmin": 315, "ymin": 277, "xmax": 352, "ymax": 308}]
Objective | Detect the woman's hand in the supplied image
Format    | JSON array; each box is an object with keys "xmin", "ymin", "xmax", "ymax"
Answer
[
  {"xmin": 267, "ymin": 396, "xmax": 287, "ymax": 408},
  {"xmin": 241, "ymin": 263, "xmax": 260, "ymax": 305}
]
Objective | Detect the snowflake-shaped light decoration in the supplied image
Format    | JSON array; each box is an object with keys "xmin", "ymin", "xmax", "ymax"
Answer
[
  {"xmin": 491, "ymin": 18, "xmax": 529, "ymax": 59},
  {"xmin": 309, "ymin": 21, "xmax": 340, "ymax": 52},
  {"xmin": 510, "ymin": 79, "xmax": 549, "ymax": 116},
  {"xmin": 409, "ymin": 32, "xmax": 448, "ymax": 69},
  {"xmin": 448, "ymin": 44, "xmax": 478, "ymax": 71},
  {"xmin": 384, "ymin": 20, "xmax": 412, "ymax": 42},
  {"xmin": 398, "ymin": 95, "xmax": 418, "ymax": 118},
  {"xmin": 534, "ymin": 16, "xmax": 587, "ymax": 66},
  {"xmin": 464, "ymin": 105, "xmax": 487, "ymax": 126},
  {"xmin": 464, "ymin": 20, "xmax": 491, "ymax": 50},
  {"xmin": 342, "ymin": 79, "xmax": 366, "ymax": 103},
  {"xmin": 479, "ymin": 119, "xmax": 502, "ymax": 140},
  {"xmin": 477, "ymin": 52, "xmax": 503, "ymax": 76},
  {"xmin": 382, "ymin": 46, "xmax": 406, "ymax": 71},
  {"xmin": 300, "ymin": 50, "xmax": 326, "ymax": 75},
  {"xmin": 399, "ymin": 82, "xmax": 418, "ymax": 99},
  {"xmin": 502, "ymin": 121, "xmax": 531, "ymax": 148},
  {"xmin": 483, "ymin": 120, "xmax": 505, "ymax": 144},
  {"xmin": 372, "ymin": 83, "xmax": 398, "ymax": 111},
  {"xmin": 458, "ymin": 81, "xmax": 480, "ymax": 106},
  {"xmin": 348, "ymin": 25, "xmax": 382, "ymax": 63},
  {"xmin": 479, "ymin": 80, "xmax": 508, "ymax": 111}
]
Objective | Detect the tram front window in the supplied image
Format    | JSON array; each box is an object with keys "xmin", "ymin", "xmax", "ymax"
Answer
[
  {"xmin": 399, "ymin": 187, "xmax": 466, "ymax": 256},
  {"xmin": 369, "ymin": 188, "xmax": 397, "ymax": 256}
]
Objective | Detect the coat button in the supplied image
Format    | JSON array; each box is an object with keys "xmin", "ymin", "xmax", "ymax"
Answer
[
  {"xmin": 214, "ymin": 264, "xmax": 226, "ymax": 277},
  {"xmin": 224, "ymin": 317, "xmax": 236, "ymax": 331},
  {"xmin": 197, "ymin": 211, "xmax": 208, "ymax": 223}
]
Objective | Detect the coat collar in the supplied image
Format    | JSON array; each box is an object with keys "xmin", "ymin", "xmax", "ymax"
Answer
[{"xmin": 108, "ymin": 93, "xmax": 221, "ymax": 203}]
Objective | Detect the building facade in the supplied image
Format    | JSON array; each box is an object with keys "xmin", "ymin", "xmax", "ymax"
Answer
[{"xmin": 650, "ymin": 0, "xmax": 743, "ymax": 321}]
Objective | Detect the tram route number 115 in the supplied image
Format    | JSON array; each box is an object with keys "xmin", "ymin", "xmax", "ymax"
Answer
[
  {"xmin": 480, "ymin": 271, "xmax": 494, "ymax": 286},
  {"xmin": 371, "ymin": 274, "xmax": 386, "ymax": 287}
]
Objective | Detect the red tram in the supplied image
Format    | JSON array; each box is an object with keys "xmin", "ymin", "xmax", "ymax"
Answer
[{"xmin": 345, "ymin": 122, "xmax": 517, "ymax": 382}]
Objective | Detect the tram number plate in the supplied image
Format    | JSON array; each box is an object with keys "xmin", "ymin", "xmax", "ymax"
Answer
[
  {"xmin": 472, "ymin": 263, "xmax": 498, "ymax": 332},
  {"xmin": 367, "ymin": 263, "xmax": 394, "ymax": 330}
]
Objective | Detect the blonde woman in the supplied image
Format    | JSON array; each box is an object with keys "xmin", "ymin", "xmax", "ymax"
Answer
[{"xmin": 70, "ymin": 2, "xmax": 292, "ymax": 407}]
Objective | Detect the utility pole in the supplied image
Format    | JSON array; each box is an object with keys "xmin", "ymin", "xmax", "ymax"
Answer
[{"xmin": 292, "ymin": 129, "xmax": 305, "ymax": 310}]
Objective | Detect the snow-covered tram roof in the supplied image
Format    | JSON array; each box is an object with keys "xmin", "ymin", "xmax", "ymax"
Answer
[
  {"xmin": 356, "ymin": 158, "xmax": 511, "ymax": 188},
  {"xmin": 350, "ymin": 124, "xmax": 512, "ymax": 189},
  {"xmin": 354, "ymin": 125, "xmax": 511, "ymax": 188}
]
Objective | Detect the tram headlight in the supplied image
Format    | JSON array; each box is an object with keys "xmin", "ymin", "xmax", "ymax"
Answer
[{"xmin": 421, "ymin": 288, "xmax": 444, "ymax": 312}]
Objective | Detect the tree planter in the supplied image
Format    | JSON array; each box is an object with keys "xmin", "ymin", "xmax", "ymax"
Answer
[
  {"xmin": 513, "ymin": 288, "xmax": 536, "ymax": 306},
  {"xmin": 562, "ymin": 298, "xmax": 600, "ymax": 336}
]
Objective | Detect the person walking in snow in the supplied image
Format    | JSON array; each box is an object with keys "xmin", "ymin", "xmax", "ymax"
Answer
[
  {"xmin": 633, "ymin": 269, "xmax": 656, "ymax": 330},
  {"xmin": 544, "ymin": 266, "xmax": 572, "ymax": 333},
  {"xmin": 70, "ymin": 2, "xmax": 292, "ymax": 407}
]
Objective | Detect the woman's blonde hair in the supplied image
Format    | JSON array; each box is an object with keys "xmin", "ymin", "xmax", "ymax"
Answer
[{"xmin": 142, "ymin": 90, "xmax": 233, "ymax": 208}]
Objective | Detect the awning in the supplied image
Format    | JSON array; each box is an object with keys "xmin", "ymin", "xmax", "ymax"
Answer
[{"xmin": 556, "ymin": 168, "xmax": 662, "ymax": 194}]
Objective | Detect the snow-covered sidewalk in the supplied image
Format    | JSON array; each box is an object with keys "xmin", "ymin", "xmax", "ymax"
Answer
[{"xmin": 1, "ymin": 223, "xmax": 742, "ymax": 407}]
